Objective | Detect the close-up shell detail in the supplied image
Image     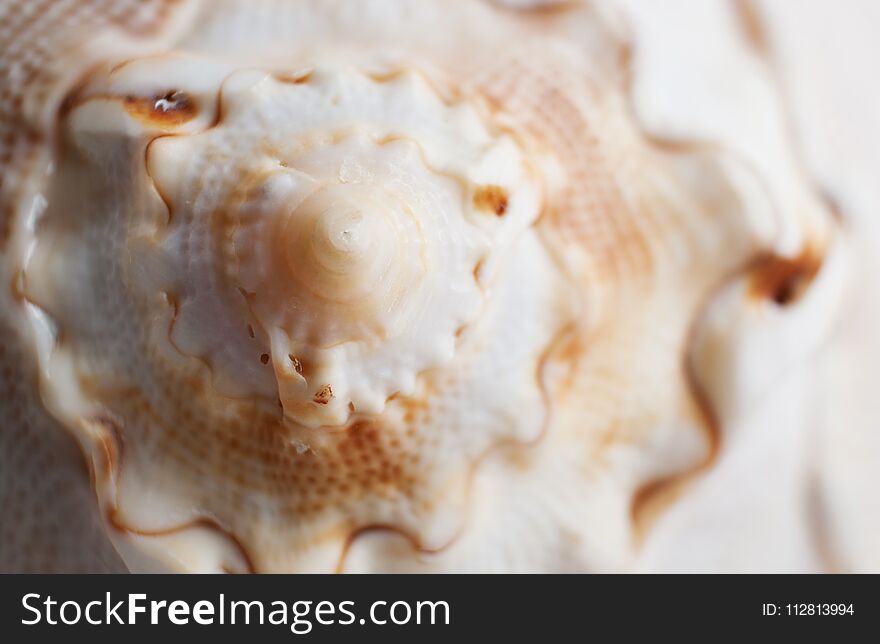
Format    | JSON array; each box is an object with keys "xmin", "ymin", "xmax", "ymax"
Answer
[{"xmin": 1, "ymin": 0, "xmax": 874, "ymax": 573}]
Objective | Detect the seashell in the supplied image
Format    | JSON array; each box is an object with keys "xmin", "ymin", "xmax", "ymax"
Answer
[{"xmin": 0, "ymin": 0, "xmax": 874, "ymax": 572}]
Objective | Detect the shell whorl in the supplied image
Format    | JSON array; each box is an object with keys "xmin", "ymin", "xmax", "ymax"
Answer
[{"xmin": 112, "ymin": 64, "xmax": 539, "ymax": 427}]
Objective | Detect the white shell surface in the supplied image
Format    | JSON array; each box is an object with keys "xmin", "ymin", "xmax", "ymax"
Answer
[{"xmin": 0, "ymin": 0, "xmax": 876, "ymax": 573}]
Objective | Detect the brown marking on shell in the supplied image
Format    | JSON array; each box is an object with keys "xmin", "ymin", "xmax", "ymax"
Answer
[
  {"xmin": 365, "ymin": 69, "xmax": 408, "ymax": 84},
  {"xmin": 631, "ymin": 475, "xmax": 692, "ymax": 542},
  {"xmin": 488, "ymin": 0, "xmax": 582, "ymax": 17},
  {"xmin": 0, "ymin": 203, "xmax": 13, "ymax": 247},
  {"xmin": 732, "ymin": 0, "xmax": 769, "ymax": 53},
  {"xmin": 375, "ymin": 133, "xmax": 405, "ymax": 147},
  {"xmin": 123, "ymin": 91, "xmax": 197, "ymax": 127},
  {"xmin": 8, "ymin": 269, "xmax": 26, "ymax": 302},
  {"xmin": 161, "ymin": 289, "xmax": 180, "ymax": 327},
  {"xmin": 78, "ymin": 416, "xmax": 124, "ymax": 485},
  {"xmin": 473, "ymin": 184, "xmax": 509, "ymax": 216},
  {"xmin": 273, "ymin": 70, "xmax": 314, "ymax": 85},
  {"xmin": 749, "ymin": 248, "xmax": 822, "ymax": 306},
  {"xmin": 313, "ymin": 384, "xmax": 334, "ymax": 405},
  {"xmin": 471, "ymin": 257, "xmax": 486, "ymax": 284}
]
